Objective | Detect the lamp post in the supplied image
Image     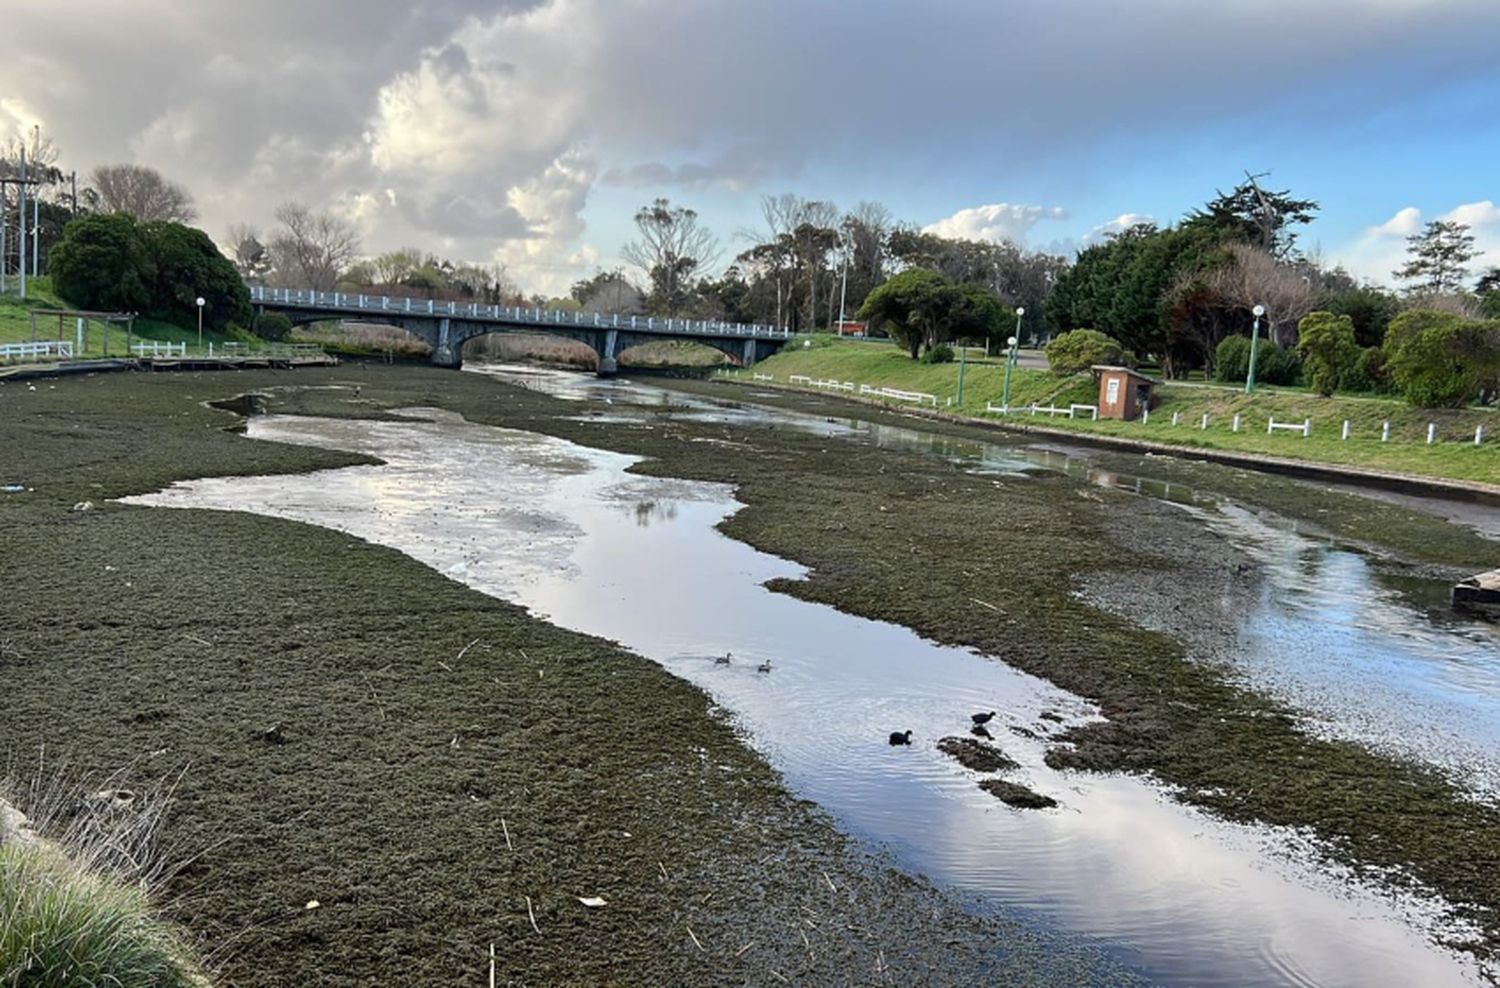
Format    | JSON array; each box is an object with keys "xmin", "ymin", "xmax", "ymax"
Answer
[
  {"xmin": 1245, "ymin": 303, "xmax": 1266, "ymax": 394},
  {"xmin": 195, "ymin": 296, "xmax": 206, "ymax": 350},
  {"xmin": 956, "ymin": 334, "xmax": 968, "ymax": 407}
]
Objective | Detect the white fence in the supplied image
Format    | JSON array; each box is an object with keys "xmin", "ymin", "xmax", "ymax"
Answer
[
  {"xmin": 858, "ymin": 384, "xmax": 938, "ymax": 406},
  {"xmin": 1267, "ymin": 417, "xmax": 1312, "ymax": 438},
  {"xmin": 0, "ymin": 340, "xmax": 73, "ymax": 360},
  {"xmin": 131, "ymin": 341, "xmax": 187, "ymax": 358}
]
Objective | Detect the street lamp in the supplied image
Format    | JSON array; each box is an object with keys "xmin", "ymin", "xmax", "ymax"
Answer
[
  {"xmin": 1001, "ymin": 307, "xmax": 1024, "ymax": 410},
  {"xmin": 1245, "ymin": 303, "xmax": 1266, "ymax": 394},
  {"xmin": 195, "ymin": 297, "xmax": 206, "ymax": 350}
]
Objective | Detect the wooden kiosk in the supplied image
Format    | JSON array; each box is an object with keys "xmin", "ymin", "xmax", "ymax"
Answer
[{"xmin": 1092, "ymin": 365, "xmax": 1156, "ymax": 420}]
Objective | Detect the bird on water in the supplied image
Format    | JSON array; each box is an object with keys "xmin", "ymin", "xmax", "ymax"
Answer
[
  {"xmin": 756, "ymin": 660, "xmax": 773, "ymax": 674},
  {"xmin": 714, "ymin": 652, "xmax": 732, "ymax": 666},
  {"xmin": 888, "ymin": 730, "xmax": 913, "ymax": 746},
  {"xmin": 971, "ymin": 711, "xmax": 997, "ymax": 727}
]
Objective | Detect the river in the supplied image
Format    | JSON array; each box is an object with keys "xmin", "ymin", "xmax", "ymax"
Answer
[{"xmin": 123, "ymin": 366, "xmax": 1499, "ymax": 986}]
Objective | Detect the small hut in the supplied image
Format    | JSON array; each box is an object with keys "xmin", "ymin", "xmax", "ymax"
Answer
[{"xmin": 1092, "ymin": 366, "xmax": 1156, "ymax": 420}]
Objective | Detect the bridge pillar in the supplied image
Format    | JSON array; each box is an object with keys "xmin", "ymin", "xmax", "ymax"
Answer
[
  {"xmin": 597, "ymin": 328, "xmax": 619, "ymax": 376},
  {"xmin": 430, "ymin": 317, "xmax": 462, "ymax": 368}
]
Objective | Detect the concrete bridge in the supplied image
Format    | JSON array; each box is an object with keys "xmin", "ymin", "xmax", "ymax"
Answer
[{"xmin": 249, "ymin": 287, "xmax": 790, "ymax": 374}]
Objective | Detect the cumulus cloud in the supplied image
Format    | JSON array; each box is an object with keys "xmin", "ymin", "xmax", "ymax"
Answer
[
  {"xmin": 1334, "ymin": 201, "xmax": 1500, "ymax": 286},
  {"xmin": 3, "ymin": 0, "xmax": 1500, "ymax": 293},
  {"xmin": 923, "ymin": 203, "xmax": 1068, "ymax": 245}
]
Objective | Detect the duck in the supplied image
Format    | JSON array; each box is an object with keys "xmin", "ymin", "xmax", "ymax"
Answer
[
  {"xmin": 756, "ymin": 660, "xmax": 773, "ymax": 674},
  {"xmin": 714, "ymin": 651, "xmax": 732, "ymax": 666},
  {"xmin": 888, "ymin": 730, "xmax": 913, "ymax": 746},
  {"xmin": 971, "ymin": 711, "xmax": 997, "ymax": 727}
]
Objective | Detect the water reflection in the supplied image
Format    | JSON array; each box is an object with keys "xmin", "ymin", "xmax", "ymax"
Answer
[
  {"xmin": 474, "ymin": 366, "xmax": 1500, "ymax": 795},
  {"xmin": 127, "ymin": 411, "xmax": 1481, "ymax": 987}
]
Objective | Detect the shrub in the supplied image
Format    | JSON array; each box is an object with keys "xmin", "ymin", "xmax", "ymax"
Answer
[
  {"xmin": 919, "ymin": 343, "xmax": 954, "ymax": 364},
  {"xmin": 1213, "ymin": 335, "xmax": 1252, "ymax": 383},
  {"xmin": 1045, "ymin": 329, "xmax": 1124, "ymax": 375},
  {"xmin": 1383, "ymin": 310, "xmax": 1499, "ymax": 407},
  {"xmin": 1213, "ymin": 334, "xmax": 1300, "ymax": 385},
  {"xmin": 253, "ymin": 311, "xmax": 294, "ymax": 342},
  {"xmin": 1341, "ymin": 346, "xmax": 1391, "ymax": 394},
  {"xmin": 1296, "ymin": 311, "xmax": 1359, "ymax": 396}
]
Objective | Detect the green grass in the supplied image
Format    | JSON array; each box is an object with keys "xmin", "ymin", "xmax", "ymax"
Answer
[
  {"xmin": 749, "ymin": 340, "xmax": 1500, "ymax": 485},
  {"xmin": 0, "ymin": 279, "xmax": 239, "ymax": 360},
  {"xmin": 0, "ymin": 840, "xmax": 206, "ymax": 987}
]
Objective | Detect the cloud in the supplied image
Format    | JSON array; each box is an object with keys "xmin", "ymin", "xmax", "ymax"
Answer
[
  {"xmin": 922, "ymin": 203, "xmax": 1068, "ymax": 245},
  {"xmin": 3, "ymin": 0, "xmax": 1500, "ymax": 294},
  {"xmin": 1334, "ymin": 201, "xmax": 1500, "ymax": 285}
]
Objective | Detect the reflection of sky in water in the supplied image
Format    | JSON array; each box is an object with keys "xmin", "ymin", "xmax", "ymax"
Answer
[
  {"xmin": 127, "ymin": 411, "xmax": 1481, "ymax": 988},
  {"xmin": 1190, "ymin": 502, "xmax": 1500, "ymax": 793},
  {"xmin": 475, "ymin": 366, "xmax": 1500, "ymax": 794}
]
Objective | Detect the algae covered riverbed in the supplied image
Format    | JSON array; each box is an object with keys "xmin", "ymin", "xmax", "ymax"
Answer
[{"xmin": 3, "ymin": 364, "xmax": 1500, "ymax": 984}]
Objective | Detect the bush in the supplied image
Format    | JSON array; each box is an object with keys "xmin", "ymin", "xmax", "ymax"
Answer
[
  {"xmin": 919, "ymin": 343, "xmax": 954, "ymax": 364},
  {"xmin": 253, "ymin": 312, "xmax": 294, "ymax": 342},
  {"xmin": 1382, "ymin": 310, "xmax": 1500, "ymax": 408},
  {"xmin": 1213, "ymin": 334, "xmax": 1300, "ymax": 385},
  {"xmin": 1296, "ymin": 311, "xmax": 1359, "ymax": 396},
  {"xmin": 1341, "ymin": 346, "xmax": 1391, "ymax": 394},
  {"xmin": 1213, "ymin": 335, "xmax": 1252, "ymax": 383},
  {"xmin": 1045, "ymin": 329, "xmax": 1125, "ymax": 375}
]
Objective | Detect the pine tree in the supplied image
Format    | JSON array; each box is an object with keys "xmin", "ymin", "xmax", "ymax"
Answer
[{"xmin": 1394, "ymin": 220, "xmax": 1477, "ymax": 294}]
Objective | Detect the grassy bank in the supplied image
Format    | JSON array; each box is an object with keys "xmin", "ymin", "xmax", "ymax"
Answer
[
  {"xmin": 749, "ymin": 339, "xmax": 1500, "ymax": 486},
  {"xmin": 0, "ymin": 279, "xmax": 238, "ymax": 359},
  {"xmin": 0, "ymin": 370, "xmax": 1116, "ymax": 985}
]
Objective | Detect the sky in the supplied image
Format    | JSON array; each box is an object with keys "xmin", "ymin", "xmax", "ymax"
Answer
[{"xmin": 3, "ymin": 0, "xmax": 1499, "ymax": 295}]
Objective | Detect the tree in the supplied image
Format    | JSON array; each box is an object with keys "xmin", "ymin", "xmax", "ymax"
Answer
[
  {"xmin": 856, "ymin": 269, "xmax": 964, "ymax": 359},
  {"xmin": 1204, "ymin": 243, "xmax": 1317, "ymax": 348},
  {"xmin": 47, "ymin": 213, "xmax": 154, "ymax": 312},
  {"xmin": 1186, "ymin": 173, "xmax": 1318, "ymax": 259},
  {"xmin": 1045, "ymin": 330, "xmax": 1127, "ymax": 375},
  {"xmin": 89, "ymin": 164, "xmax": 197, "ymax": 222},
  {"xmin": 621, "ymin": 198, "xmax": 720, "ymax": 316},
  {"xmin": 1395, "ymin": 220, "xmax": 1477, "ymax": 294},
  {"xmin": 226, "ymin": 224, "xmax": 271, "ymax": 284},
  {"xmin": 1322, "ymin": 285, "xmax": 1400, "ymax": 348},
  {"xmin": 269, "ymin": 202, "xmax": 360, "ymax": 290},
  {"xmin": 137, "ymin": 220, "xmax": 251, "ymax": 330},
  {"xmin": 1476, "ymin": 267, "xmax": 1500, "ymax": 319},
  {"xmin": 48, "ymin": 213, "xmax": 248, "ymax": 330},
  {"xmin": 570, "ymin": 269, "xmax": 645, "ymax": 314},
  {"xmin": 1296, "ymin": 311, "xmax": 1359, "ymax": 396}
]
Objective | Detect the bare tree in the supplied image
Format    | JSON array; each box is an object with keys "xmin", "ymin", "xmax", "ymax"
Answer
[
  {"xmin": 226, "ymin": 224, "xmax": 271, "ymax": 283},
  {"xmin": 1208, "ymin": 243, "xmax": 1316, "ymax": 346},
  {"xmin": 89, "ymin": 164, "xmax": 197, "ymax": 222},
  {"xmin": 620, "ymin": 198, "xmax": 720, "ymax": 316},
  {"xmin": 268, "ymin": 202, "xmax": 360, "ymax": 290}
]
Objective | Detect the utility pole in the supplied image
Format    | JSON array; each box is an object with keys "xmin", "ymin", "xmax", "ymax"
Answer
[
  {"xmin": 32, "ymin": 194, "xmax": 39, "ymax": 277},
  {"xmin": 1245, "ymin": 304, "xmax": 1266, "ymax": 394},
  {"xmin": 836, "ymin": 229, "xmax": 850, "ymax": 334},
  {"xmin": 18, "ymin": 145, "xmax": 26, "ymax": 299}
]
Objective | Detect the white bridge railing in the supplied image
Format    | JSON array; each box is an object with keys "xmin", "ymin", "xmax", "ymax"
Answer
[{"xmin": 249, "ymin": 287, "xmax": 790, "ymax": 340}]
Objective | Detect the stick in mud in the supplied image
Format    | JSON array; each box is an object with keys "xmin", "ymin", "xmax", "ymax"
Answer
[
  {"xmin": 360, "ymin": 673, "xmax": 386, "ymax": 721},
  {"xmin": 735, "ymin": 941, "xmax": 755, "ymax": 958},
  {"xmin": 821, "ymin": 870, "xmax": 837, "ymax": 893},
  {"xmin": 686, "ymin": 925, "xmax": 705, "ymax": 952},
  {"xmin": 524, "ymin": 895, "xmax": 540, "ymax": 935},
  {"xmin": 456, "ymin": 637, "xmax": 481, "ymax": 662},
  {"xmin": 488, "ymin": 943, "xmax": 495, "ymax": 988},
  {"xmin": 500, "ymin": 817, "xmax": 513, "ymax": 852}
]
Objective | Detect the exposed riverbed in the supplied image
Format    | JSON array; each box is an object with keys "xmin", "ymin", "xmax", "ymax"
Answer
[{"xmin": 120, "ymin": 366, "xmax": 1500, "ymax": 987}]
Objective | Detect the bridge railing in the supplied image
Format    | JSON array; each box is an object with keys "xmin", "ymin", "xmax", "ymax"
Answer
[{"xmin": 249, "ymin": 286, "xmax": 790, "ymax": 339}]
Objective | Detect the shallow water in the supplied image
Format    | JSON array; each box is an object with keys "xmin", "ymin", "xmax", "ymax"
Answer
[
  {"xmin": 489, "ymin": 366, "xmax": 1500, "ymax": 794},
  {"xmin": 127, "ymin": 402, "xmax": 1484, "ymax": 987}
]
